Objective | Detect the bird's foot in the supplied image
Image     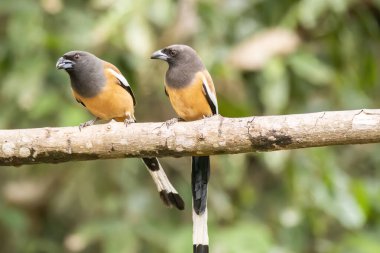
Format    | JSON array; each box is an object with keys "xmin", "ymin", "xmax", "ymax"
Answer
[
  {"xmin": 165, "ymin": 117, "xmax": 183, "ymax": 127},
  {"xmin": 124, "ymin": 118, "xmax": 135, "ymax": 127},
  {"xmin": 202, "ymin": 113, "xmax": 220, "ymax": 119},
  {"xmin": 79, "ymin": 117, "xmax": 98, "ymax": 131}
]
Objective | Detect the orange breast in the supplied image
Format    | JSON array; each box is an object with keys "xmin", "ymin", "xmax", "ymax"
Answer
[
  {"xmin": 166, "ymin": 73, "xmax": 212, "ymax": 121},
  {"xmin": 73, "ymin": 82, "xmax": 134, "ymax": 122}
]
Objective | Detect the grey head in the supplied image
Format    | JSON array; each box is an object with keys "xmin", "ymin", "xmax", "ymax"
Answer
[
  {"xmin": 56, "ymin": 50, "xmax": 106, "ymax": 97},
  {"xmin": 151, "ymin": 45, "xmax": 205, "ymax": 88}
]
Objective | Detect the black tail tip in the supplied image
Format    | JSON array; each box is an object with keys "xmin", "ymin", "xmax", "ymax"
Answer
[
  {"xmin": 168, "ymin": 192, "xmax": 185, "ymax": 210},
  {"xmin": 193, "ymin": 199, "xmax": 206, "ymax": 215},
  {"xmin": 159, "ymin": 191, "xmax": 185, "ymax": 210},
  {"xmin": 193, "ymin": 244, "xmax": 209, "ymax": 253}
]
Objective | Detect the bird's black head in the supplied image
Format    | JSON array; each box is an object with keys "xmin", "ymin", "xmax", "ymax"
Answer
[
  {"xmin": 56, "ymin": 50, "xmax": 105, "ymax": 97},
  {"xmin": 56, "ymin": 51, "xmax": 98, "ymax": 72},
  {"xmin": 150, "ymin": 44, "xmax": 204, "ymax": 69}
]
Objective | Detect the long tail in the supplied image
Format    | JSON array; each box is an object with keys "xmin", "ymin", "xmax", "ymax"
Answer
[
  {"xmin": 192, "ymin": 156, "xmax": 210, "ymax": 253},
  {"xmin": 142, "ymin": 157, "xmax": 185, "ymax": 210}
]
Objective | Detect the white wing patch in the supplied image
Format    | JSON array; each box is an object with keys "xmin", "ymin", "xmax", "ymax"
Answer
[
  {"xmin": 107, "ymin": 68, "xmax": 130, "ymax": 88},
  {"xmin": 201, "ymin": 75, "xmax": 218, "ymax": 114},
  {"xmin": 107, "ymin": 67, "xmax": 136, "ymax": 106}
]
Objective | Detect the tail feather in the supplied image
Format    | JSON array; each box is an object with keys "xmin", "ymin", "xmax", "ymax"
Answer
[
  {"xmin": 142, "ymin": 157, "xmax": 185, "ymax": 210},
  {"xmin": 192, "ymin": 156, "xmax": 210, "ymax": 252},
  {"xmin": 192, "ymin": 206, "xmax": 209, "ymax": 253},
  {"xmin": 194, "ymin": 245, "xmax": 209, "ymax": 253},
  {"xmin": 192, "ymin": 156, "xmax": 210, "ymax": 215}
]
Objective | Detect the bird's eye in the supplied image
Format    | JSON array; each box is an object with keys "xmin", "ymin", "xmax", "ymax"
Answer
[
  {"xmin": 74, "ymin": 54, "xmax": 80, "ymax": 60},
  {"xmin": 169, "ymin": 49, "xmax": 177, "ymax": 57}
]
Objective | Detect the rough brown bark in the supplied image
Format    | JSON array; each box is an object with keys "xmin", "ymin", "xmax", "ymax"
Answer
[{"xmin": 1, "ymin": 109, "xmax": 380, "ymax": 166}]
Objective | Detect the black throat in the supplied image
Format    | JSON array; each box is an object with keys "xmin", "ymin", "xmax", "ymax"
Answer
[
  {"xmin": 165, "ymin": 58, "xmax": 205, "ymax": 88},
  {"xmin": 67, "ymin": 61, "xmax": 105, "ymax": 98}
]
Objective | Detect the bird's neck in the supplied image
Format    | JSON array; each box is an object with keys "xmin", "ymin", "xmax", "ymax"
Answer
[
  {"xmin": 165, "ymin": 65, "xmax": 195, "ymax": 88},
  {"xmin": 68, "ymin": 68, "xmax": 105, "ymax": 98}
]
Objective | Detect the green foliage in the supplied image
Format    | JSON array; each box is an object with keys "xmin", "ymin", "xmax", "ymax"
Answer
[{"xmin": 1, "ymin": 0, "xmax": 380, "ymax": 252}]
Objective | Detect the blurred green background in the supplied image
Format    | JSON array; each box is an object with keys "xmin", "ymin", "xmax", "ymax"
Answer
[{"xmin": 1, "ymin": 0, "xmax": 380, "ymax": 252}]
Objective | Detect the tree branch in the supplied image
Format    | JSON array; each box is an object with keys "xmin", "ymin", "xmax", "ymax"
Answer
[{"xmin": 1, "ymin": 109, "xmax": 380, "ymax": 166}]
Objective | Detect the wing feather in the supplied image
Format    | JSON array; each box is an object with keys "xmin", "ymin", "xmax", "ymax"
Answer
[
  {"xmin": 107, "ymin": 68, "xmax": 136, "ymax": 106},
  {"xmin": 200, "ymin": 72, "xmax": 218, "ymax": 115}
]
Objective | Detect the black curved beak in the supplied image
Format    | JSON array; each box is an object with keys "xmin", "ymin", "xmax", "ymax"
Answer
[
  {"xmin": 56, "ymin": 57, "xmax": 75, "ymax": 70},
  {"xmin": 150, "ymin": 50, "xmax": 168, "ymax": 61}
]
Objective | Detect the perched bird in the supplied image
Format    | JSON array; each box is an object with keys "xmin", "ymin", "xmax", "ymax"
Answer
[
  {"xmin": 151, "ymin": 45, "xmax": 218, "ymax": 253},
  {"xmin": 56, "ymin": 51, "xmax": 184, "ymax": 210}
]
